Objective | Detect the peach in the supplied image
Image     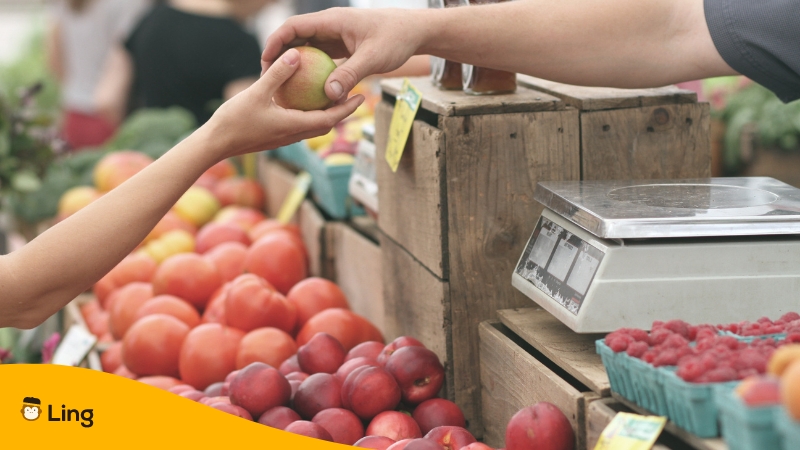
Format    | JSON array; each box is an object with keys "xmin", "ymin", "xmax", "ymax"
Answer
[
  {"xmin": 211, "ymin": 402, "xmax": 253, "ymax": 421},
  {"xmin": 386, "ymin": 439, "xmax": 413, "ymax": 450},
  {"xmin": 202, "ymin": 283, "xmax": 229, "ymax": 325},
  {"xmin": 378, "ymin": 336, "xmax": 425, "ymax": 365},
  {"xmin": 152, "ymin": 253, "xmax": 222, "ymax": 310},
  {"xmin": 122, "ymin": 314, "xmax": 189, "ymax": 377},
  {"xmin": 225, "ymin": 274, "xmax": 296, "ymax": 333},
  {"xmin": 366, "ymin": 411, "xmax": 422, "ymax": 442},
  {"xmin": 460, "ymin": 444, "xmax": 494, "ymax": 450},
  {"xmin": 108, "ymin": 282, "xmax": 153, "ymax": 339},
  {"xmin": 249, "ymin": 220, "xmax": 302, "ymax": 243},
  {"xmin": 280, "ymin": 355, "xmax": 302, "ymax": 375},
  {"xmin": 293, "ymin": 373, "xmax": 343, "ymax": 419},
  {"xmin": 204, "ymin": 159, "xmax": 237, "ymax": 180},
  {"xmin": 286, "ymin": 372, "xmax": 309, "ymax": 382},
  {"xmin": 100, "ymin": 341, "xmax": 123, "ymax": 373},
  {"xmin": 284, "ymin": 421, "xmax": 333, "ymax": 441},
  {"xmin": 504, "ymin": 403, "xmax": 574, "ymax": 450},
  {"xmin": 736, "ymin": 375, "xmax": 781, "ymax": 406},
  {"xmin": 137, "ymin": 375, "xmax": 183, "ymax": 391},
  {"xmin": 312, "ymin": 408, "xmax": 365, "ymax": 445},
  {"xmin": 273, "ymin": 47, "xmax": 337, "ymax": 111},
  {"xmin": 145, "ymin": 211, "xmax": 197, "ymax": 244},
  {"xmin": 179, "ymin": 390, "xmax": 206, "ymax": 402},
  {"xmin": 195, "ymin": 222, "xmax": 250, "ymax": 254},
  {"xmin": 204, "ymin": 382, "xmax": 228, "ymax": 397},
  {"xmin": 203, "ymin": 242, "xmax": 248, "ymax": 282},
  {"xmin": 400, "ymin": 440, "xmax": 440, "ymax": 450},
  {"xmin": 213, "ymin": 176, "xmax": 265, "ymax": 209},
  {"xmin": 229, "ymin": 362, "xmax": 292, "ymax": 417},
  {"xmin": 245, "ymin": 233, "xmax": 308, "ymax": 295},
  {"xmin": 424, "ymin": 426, "xmax": 476, "ymax": 450},
  {"xmin": 93, "ymin": 151, "xmax": 152, "ymax": 192},
  {"xmin": 354, "ymin": 436, "xmax": 396, "ymax": 450},
  {"xmin": 259, "ymin": 406, "xmax": 301, "ymax": 430},
  {"xmin": 57, "ymin": 186, "xmax": 101, "ymax": 220},
  {"xmin": 134, "ymin": 295, "xmax": 201, "ymax": 328},
  {"xmin": 385, "ymin": 346, "xmax": 445, "ymax": 405},
  {"xmin": 110, "ymin": 253, "xmax": 158, "ymax": 287},
  {"xmin": 768, "ymin": 344, "xmax": 800, "ymax": 377},
  {"xmin": 781, "ymin": 360, "xmax": 800, "ymax": 420},
  {"xmin": 412, "ymin": 399, "xmax": 466, "ymax": 435},
  {"xmin": 298, "ymin": 332, "xmax": 346, "ymax": 374},
  {"xmin": 347, "ymin": 341, "xmax": 386, "ymax": 362},
  {"xmin": 335, "ymin": 357, "xmax": 381, "ymax": 384},
  {"xmin": 342, "ymin": 366, "xmax": 401, "ymax": 420},
  {"xmin": 236, "ymin": 327, "xmax": 297, "ymax": 369},
  {"xmin": 213, "ymin": 206, "xmax": 265, "ymax": 231},
  {"xmin": 288, "ymin": 278, "xmax": 350, "ymax": 331}
]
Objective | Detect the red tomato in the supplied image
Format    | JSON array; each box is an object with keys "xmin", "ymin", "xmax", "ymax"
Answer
[
  {"xmin": 195, "ymin": 223, "xmax": 250, "ymax": 254},
  {"xmin": 202, "ymin": 284, "xmax": 229, "ymax": 325},
  {"xmin": 204, "ymin": 242, "xmax": 248, "ymax": 283},
  {"xmin": 287, "ymin": 278, "xmax": 350, "ymax": 332},
  {"xmin": 101, "ymin": 341, "xmax": 123, "ymax": 373},
  {"xmin": 137, "ymin": 376, "xmax": 184, "ymax": 391},
  {"xmin": 236, "ymin": 327, "xmax": 298, "ymax": 369},
  {"xmin": 123, "ymin": 314, "xmax": 190, "ymax": 378},
  {"xmin": 108, "ymin": 282, "xmax": 153, "ymax": 340},
  {"xmin": 110, "ymin": 253, "xmax": 158, "ymax": 287},
  {"xmin": 134, "ymin": 295, "xmax": 201, "ymax": 328},
  {"xmin": 152, "ymin": 253, "xmax": 222, "ymax": 310},
  {"xmin": 248, "ymin": 220, "xmax": 303, "ymax": 245},
  {"xmin": 296, "ymin": 309, "xmax": 384, "ymax": 351},
  {"xmin": 224, "ymin": 274, "xmax": 296, "ymax": 333},
  {"xmin": 245, "ymin": 233, "xmax": 307, "ymax": 294},
  {"xmin": 179, "ymin": 323, "xmax": 245, "ymax": 390}
]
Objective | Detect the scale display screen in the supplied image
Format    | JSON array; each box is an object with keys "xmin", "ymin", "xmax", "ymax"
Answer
[{"xmin": 516, "ymin": 216, "xmax": 605, "ymax": 314}]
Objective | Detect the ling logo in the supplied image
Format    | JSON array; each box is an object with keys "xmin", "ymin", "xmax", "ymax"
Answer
[
  {"xmin": 22, "ymin": 397, "xmax": 41, "ymax": 421},
  {"xmin": 20, "ymin": 396, "xmax": 94, "ymax": 428}
]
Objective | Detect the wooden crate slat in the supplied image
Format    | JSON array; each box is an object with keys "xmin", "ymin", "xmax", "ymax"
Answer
[
  {"xmin": 376, "ymin": 102, "xmax": 448, "ymax": 278},
  {"xmin": 333, "ymin": 223, "xmax": 385, "ymax": 335},
  {"xmin": 517, "ymin": 75, "xmax": 698, "ymax": 111},
  {"xmin": 298, "ymin": 200, "xmax": 326, "ymax": 278},
  {"xmin": 381, "ymin": 77, "xmax": 562, "ymax": 117},
  {"xmin": 480, "ymin": 322, "xmax": 598, "ymax": 449},
  {"xmin": 497, "ymin": 308, "xmax": 610, "ymax": 396},
  {"xmin": 258, "ymin": 155, "xmax": 299, "ymax": 221},
  {"xmin": 580, "ymin": 103, "xmax": 712, "ymax": 180},
  {"xmin": 443, "ymin": 109, "xmax": 581, "ymax": 433}
]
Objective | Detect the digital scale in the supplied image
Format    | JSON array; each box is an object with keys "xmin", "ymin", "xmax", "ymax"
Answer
[{"xmin": 512, "ymin": 177, "xmax": 800, "ymax": 333}]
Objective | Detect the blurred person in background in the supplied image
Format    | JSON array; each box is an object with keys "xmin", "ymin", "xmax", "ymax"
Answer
[
  {"xmin": 95, "ymin": 0, "xmax": 275, "ymax": 126},
  {"xmin": 47, "ymin": 0, "xmax": 151, "ymax": 150}
]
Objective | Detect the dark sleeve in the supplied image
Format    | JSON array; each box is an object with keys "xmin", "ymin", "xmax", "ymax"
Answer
[
  {"xmin": 221, "ymin": 31, "xmax": 263, "ymax": 83},
  {"xmin": 704, "ymin": 0, "xmax": 800, "ymax": 103}
]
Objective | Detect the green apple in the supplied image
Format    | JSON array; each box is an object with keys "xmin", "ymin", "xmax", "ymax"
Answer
[{"xmin": 274, "ymin": 47, "xmax": 337, "ymax": 111}]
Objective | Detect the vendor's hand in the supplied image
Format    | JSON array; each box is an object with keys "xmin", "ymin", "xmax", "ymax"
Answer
[
  {"xmin": 206, "ymin": 48, "xmax": 365, "ymax": 160},
  {"xmin": 262, "ymin": 8, "xmax": 425, "ymax": 102}
]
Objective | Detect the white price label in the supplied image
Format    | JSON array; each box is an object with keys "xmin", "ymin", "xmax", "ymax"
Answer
[{"xmin": 52, "ymin": 326, "xmax": 97, "ymax": 367}]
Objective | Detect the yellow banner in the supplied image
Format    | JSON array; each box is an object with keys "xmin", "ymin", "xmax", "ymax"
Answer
[{"xmin": 0, "ymin": 364, "xmax": 350, "ymax": 449}]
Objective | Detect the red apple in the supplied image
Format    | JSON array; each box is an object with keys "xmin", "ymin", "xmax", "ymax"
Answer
[
  {"xmin": 298, "ymin": 332, "xmax": 346, "ymax": 374},
  {"xmin": 424, "ymin": 426, "xmax": 477, "ymax": 450},
  {"xmin": 229, "ymin": 362, "xmax": 291, "ymax": 417},
  {"xmin": 284, "ymin": 420, "xmax": 334, "ymax": 441},
  {"xmin": 335, "ymin": 357, "xmax": 381, "ymax": 383},
  {"xmin": 293, "ymin": 373, "xmax": 343, "ymax": 419},
  {"xmin": 378, "ymin": 336, "xmax": 425, "ymax": 365},
  {"xmin": 211, "ymin": 402, "xmax": 253, "ymax": 420},
  {"xmin": 412, "ymin": 399, "xmax": 466, "ymax": 435},
  {"xmin": 355, "ymin": 436, "xmax": 397, "ymax": 450},
  {"xmin": 258, "ymin": 406, "xmax": 301, "ymax": 430},
  {"xmin": 385, "ymin": 346, "xmax": 445, "ymax": 405},
  {"xmin": 312, "ymin": 408, "xmax": 365, "ymax": 445},
  {"xmin": 342, "ymin": 366, "xmax": 402, "ymax": 420},
  {"xmin": 280, "ymin": 355, "xmax": 302, "ymax": 375},
  {"xmin": 366, "ymin": 411, "xmax": 422, "ymax": 441},
  {"xmin": 505, "ymin": 403, "xmax": 574, "ymax": 450},
  {"xmin": 348, "ymin": 341, "xmax": 386, "ymax": 362}
]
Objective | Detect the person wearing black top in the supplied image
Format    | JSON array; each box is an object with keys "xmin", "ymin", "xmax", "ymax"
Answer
[{"xmin": 96, "ymin": 0, "xmax": 273, "ymax": 125}]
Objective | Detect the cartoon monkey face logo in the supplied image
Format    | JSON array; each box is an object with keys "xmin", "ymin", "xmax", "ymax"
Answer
[{"xmin": 22, "ymin": 397, "xmax": 41, "ymax": 421}]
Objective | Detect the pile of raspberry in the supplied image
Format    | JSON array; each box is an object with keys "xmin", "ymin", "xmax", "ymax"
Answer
[
  {"xmin": 604, "ymin": 317, "xmax": 800, "ymax": 383},
  {"xmin": 716, "ymin": 312, "xmax": 800, "ymax": 337}
]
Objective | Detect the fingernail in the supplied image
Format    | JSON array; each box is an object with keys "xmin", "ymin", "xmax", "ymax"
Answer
[
  {"xmin": 282, "ymin": 48, "xmax": 299, "ymax": 65},
  {"xmin": 330, "ymin": 81, "xmax": 343, "ymax": 99}
]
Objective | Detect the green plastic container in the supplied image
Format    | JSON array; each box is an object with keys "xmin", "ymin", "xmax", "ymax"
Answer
[
  {"xmin": 305, "ymin": 149, "xmax": 363, "ymax": 220},
  {"xmin": 776, "ymin": 409, "xmax": 800, "ymax": 450},
  {"xmin": 661, "ymin": 370, "xmax": 738, "ymax": 438},
  {"xmin": 717, "ymin": 386, "xmax": 781, "ymax": 450},
  {"xmin": 596, "ymin": 340, "xmax": 636, "ymax": 402},
  {"xmin": 269, "ymin": 141, "xmax": 309, "ymax": 171}
]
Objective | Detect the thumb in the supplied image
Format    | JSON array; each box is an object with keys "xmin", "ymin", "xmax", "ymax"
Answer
[
  {"xmin": 257, "ymin": 48, "xmax": 301, "ymax": 98},
  {"xmin": 324, "ymin": 49, "xmax": 377, "ymax": 101}
]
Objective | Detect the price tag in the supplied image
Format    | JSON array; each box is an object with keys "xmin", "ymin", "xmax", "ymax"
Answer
[
  {"xmin": 385, "ymin": 78, "xmax": 422, "ymax": 173},
  {"xmin": 593, "ymin": 412, "xmax": 667, "ymax": 450},
  {"xmin": 52, "ymin": 326, "xmax": 97, "ymax": 367},
  {"xmin": 277, "ymin": 171, "xmax": 312, "ymax": 224}
]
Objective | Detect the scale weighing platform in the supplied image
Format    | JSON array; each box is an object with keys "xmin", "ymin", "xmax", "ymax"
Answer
[{"xmin": 512, "ymin": 177, "xmax": 800, "ymax": 333}]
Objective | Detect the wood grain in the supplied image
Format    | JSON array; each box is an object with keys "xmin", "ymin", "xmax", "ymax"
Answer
[
  {"xmin": 497, "ymin": 308, "xmax": 610, "ymax": 396},
  {"xmin": 380, "ymin": 77, "xmax": 562, "ymax": 117},
  {"xmin": 376, "ymin": 101, "xmax": 448, "ymax": 278},
  {"xmin": 581, "ymin": 103, "xmax": 712, "ymax": 180},
  {"xmin": 379, "ymin": 232, "xmax": 450, "ymax": 387},
  {"xmin": 443, "ymin": 109, "xmax": 581, "ymax": 434},
  {"xmin": 258, "ymin": 155, "xmax": 300, "ymax": 222},
  {"xmin": 479, "ymin": 322, "xmax": 598, "ymax": 449},
  {"xmin": 297, "ymin": 200, "xmax": 326, "ymax": 278},
  {"xmin": 517, "ymin": 75, "xmax": 697, "ymax": 111},
  {"xmin": 333, "ymin": 223, "xmax": 385, "ymax": 335}
]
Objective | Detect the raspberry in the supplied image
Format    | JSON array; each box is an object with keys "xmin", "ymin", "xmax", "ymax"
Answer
[
  {"xmin": 757, "ymin": 316, "xmax": 773, "ymax": 324},
  {"xmin": 628, "ymin": 329, "xmax": 651, "ymax": 344},
  {"xmin": 765, "ymin": 325, "xmax": 784, "ymax": 334},
  {"xmin": 718, "ymin": 336, "xmax": 741, "ymax": 350},
  {"xmin": 785, "ymin": 333, "xmax": 800, "ymax": 344},
  {"xmin": 780, "ymin": 312, "xmax": 800, "ymax": 323},
  {"xmin": 607, "ymin": 335, "xmax": 634, "ymax": 352},
  {"xmin": 733, "ymin": 348, "xmax": 768, "ymax": 373},
  {"xmin": 642, "ymin": 350, "xmax": 657, "ymax": 364},
  {"xmin": 653, "ymin": 349, "xmax": 680, "ymax": 367},
  {"xmin": 649, "ymin": 328, "xmax": 672, "ymax": 346},
  {"xmin": 664, "ymin": 320, "xmax": 692, "ymax": 339},
  {"xmin": 704, "ymin": 367, "xmax": 738, "ymax": 383},
  {"xmin": 677, "ymin": 357, "xmax": 706, "ymax": 381},
  {"xmin": 626, "ymin": 341, "xmax": 649, "ymax": 358},
  {"xmin": 738, "ymin": 368, "xmax": 759, "ymax": 379},
  {"xmin": 662, "ymin": 334, "xmax": 690, "ymax": 350},
  {"xmin": 651, "ymin": 320, "xmax": 665, "ymax": 330}
]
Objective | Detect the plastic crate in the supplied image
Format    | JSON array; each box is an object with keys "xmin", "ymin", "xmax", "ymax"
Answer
[
  {"xmin": 661, "ymin": 370, "xmax": 738, "ymax": 438},
  {"xmin": 776, "ymin": 409, "xmax": 800, "ymax": 450},
  {"xmin": 270, "ymin": 141, "xmax": 309, "ymax": 171},
  {"xmin": 716, "ymin": 386, "xmax": 781, "ymax": 450},
  {"xmin": 305, "ymin": 150, "xmax": 363, "ymax": 220},
  {"xmin": 596, "ymin": 340, "xmax": 636, "ymax": 402}
]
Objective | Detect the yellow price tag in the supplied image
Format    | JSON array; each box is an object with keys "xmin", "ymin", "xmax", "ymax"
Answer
[
  {"xmin": 276, "ymin": 171, "xmax": 312, "ymax": 224},
  {"xmin": 593, "ymin": 412, "xmax": 666, "ymax": 450},
  {"xmin": 385, "ymin": 78, "xmax": 422, "ymax": 173}
]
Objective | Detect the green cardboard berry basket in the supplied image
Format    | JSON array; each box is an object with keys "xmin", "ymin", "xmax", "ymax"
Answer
[
  {"xmin": 596, "ymin": 340, "xmax": 637, "ymax": 403},
  {"xmin": 776, "ymin": 408, "xmax": 800, "ymax": 450},
  {"xmin": 716, "ymin": 385, "xmax": 781, "ymax": 450},
  {"xmin": 304, "ymin": 148, "xmax": 364, "ymax": 220},
  {"xmin": 661, "ymin": 370, "xmax": 739, "ymax": 438}
]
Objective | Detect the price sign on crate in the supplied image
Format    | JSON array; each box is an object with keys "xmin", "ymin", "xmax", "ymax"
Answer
[
  {"xmin": 593, "ymin": 412, "xmax": 666, "ymax": 450},
  {"xmin": 385, "ymin": 78, "xmax": 422, "ymax": 173}
]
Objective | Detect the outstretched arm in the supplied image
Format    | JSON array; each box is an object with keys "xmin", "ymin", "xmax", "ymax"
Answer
[
  {"xmin": 262, "ymin": 0, "xmax": 736, "ymax": 101},
  {"xmin": 0, "ymin": 49, "xmax": 364, "ymax": 329}
]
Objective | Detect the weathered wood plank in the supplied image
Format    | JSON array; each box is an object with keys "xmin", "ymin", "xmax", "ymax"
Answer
[
  {"xmin": 381, "ymin": 77, "xmax": 562, "ymax": 117},
  {"xmin": 297, "ymin": 200, "xmax": 326, "ymax": 278},
  {"xmin": 375, "ymin": 101, "xmax": 448, "ymax": 278},
  {"xmin": 580, "ymin": 103, "xmax": 712, "ymax": 180},
  {"xmin": 333, "ymin": 223, "xmax": 385, "ymax": 335},
  {"xmin": 480, "ymin": 322, "xmax": 598, "ymax": 449},
  {"xmin": 379, "ymin": 232, "xmax": 450, "ymax": 386},
  {"xmin": 258, "ymin": 154, "xmax": 299, "ymax": 221},
  {"xmin": 444, "ymin": 109, "xmax": 581, "ymax": 436},
  {"xmin": 498, "ymin": 308, "xmax": 610, "ymax": 396},
  {"xmin": 517, "ymin": 75, "xmax": 697, "ymax": 111}
]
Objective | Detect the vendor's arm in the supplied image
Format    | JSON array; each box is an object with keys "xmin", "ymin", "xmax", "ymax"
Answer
[
  {"xmin": 0, "ymin": 49, "xmax": 364, "ymax": 329},
  {"xmin": 262, "ymin": 0, "xmax": 736, "ymax": 101}
]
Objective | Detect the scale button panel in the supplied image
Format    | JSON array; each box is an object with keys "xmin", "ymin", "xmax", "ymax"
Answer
[{"xmin": 516, "ymin": 216, "xmax": 605, "ymax": 315}]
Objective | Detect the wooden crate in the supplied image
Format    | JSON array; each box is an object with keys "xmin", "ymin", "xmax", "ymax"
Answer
[
  {"xmin": 329, "ymin": 219, "xmax": 385, "ymax": 335},
  {"xmin": 587, "ymin": 399, "xmax": 679, "ymax": 450},
  {"xmin": 517, "ymin": 75, "xmax": 711, "ymax": 180},
  {"xmin": 479, "ymin": 321, "xmax": 600, "ymax": 449},
  {"xmin": 257, "ymin": 154, "xmax": 300, "ymax": 221},
  {"xmin": 375, "ymin": 76, "xmax": 711, "ymax": 435}
]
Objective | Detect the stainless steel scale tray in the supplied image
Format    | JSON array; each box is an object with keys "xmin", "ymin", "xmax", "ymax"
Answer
[{"xmin": 534, "ymin": 177, "xmax": 800, "ymax": 239}]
